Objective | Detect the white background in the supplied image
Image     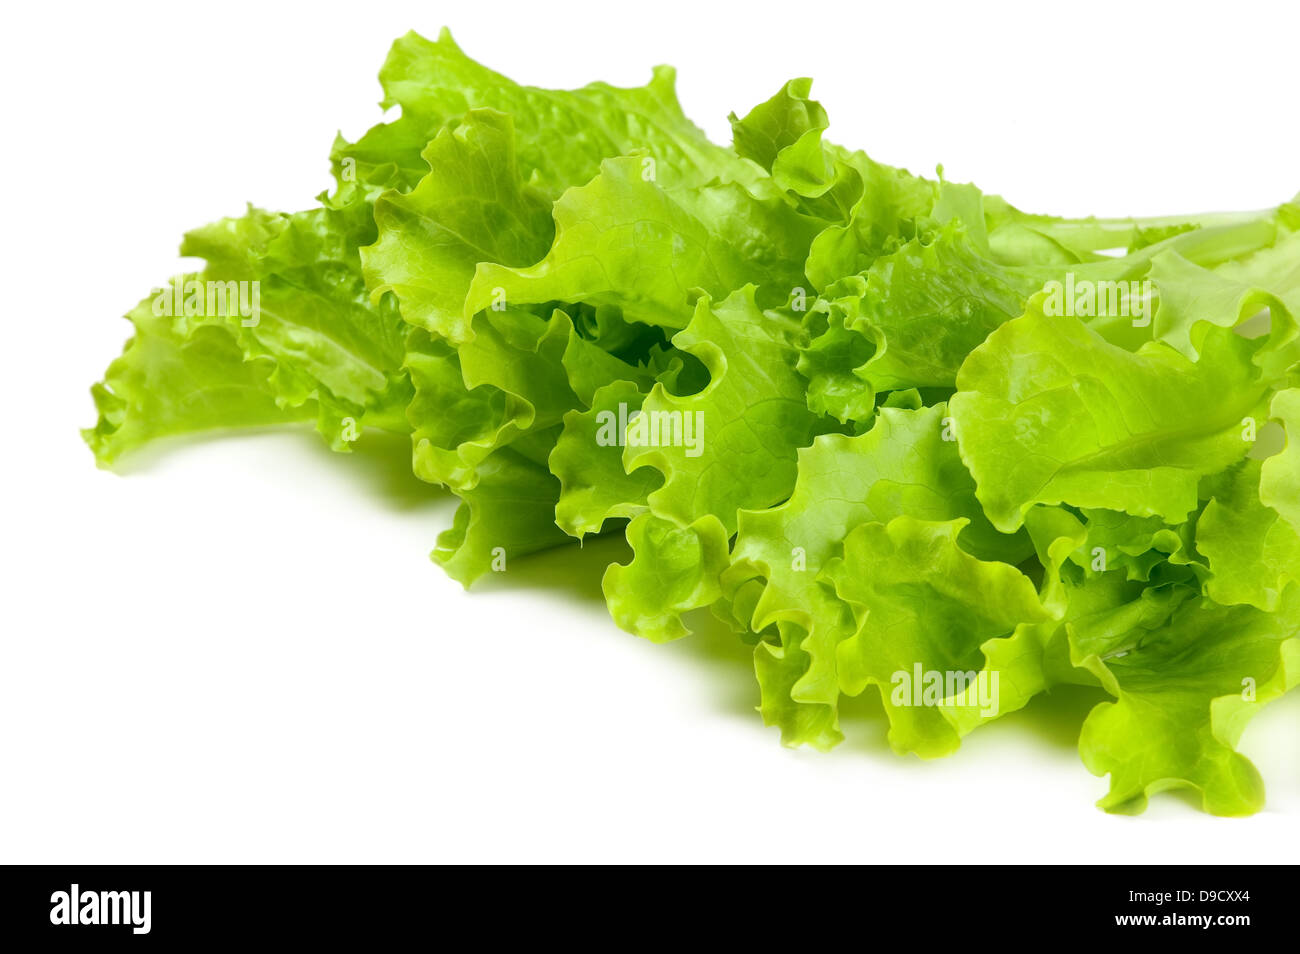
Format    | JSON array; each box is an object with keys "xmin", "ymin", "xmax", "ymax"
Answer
[{"xmin": 2, "ymin": 0, "xmax": 1298, "ymax": 863}]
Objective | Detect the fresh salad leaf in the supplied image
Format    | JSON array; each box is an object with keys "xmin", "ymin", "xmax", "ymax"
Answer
[{"xmin": 86, "ymin": 29, "xmax": 1300, "ymax": 816}]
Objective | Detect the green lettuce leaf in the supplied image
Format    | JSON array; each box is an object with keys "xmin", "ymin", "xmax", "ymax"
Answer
[
  {"xmin": 825, "ymin": 516, "xmax": 1051, "ymax": 757},
  {"xmin": 1075, "ymin": 590, "xmax": 1300, "ymax": 815},
  {"xmin": 950, "ymin": 301, "xmax": 1273, "ymax": 532}
]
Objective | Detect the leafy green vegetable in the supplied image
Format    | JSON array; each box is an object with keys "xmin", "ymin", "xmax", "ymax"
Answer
[{"xmin": 85, "ymin": 28, "xmax": 1300, "ymax": 816}]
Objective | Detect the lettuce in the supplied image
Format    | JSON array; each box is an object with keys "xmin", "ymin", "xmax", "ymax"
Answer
[{"xmin": 85, "ymin": 28, "xmax": 1300, "ymax": 816}]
